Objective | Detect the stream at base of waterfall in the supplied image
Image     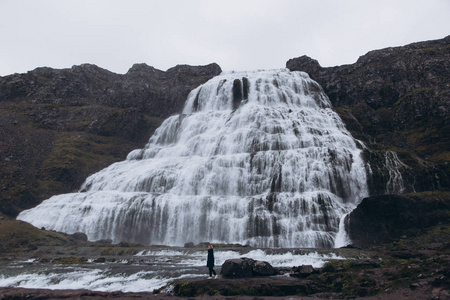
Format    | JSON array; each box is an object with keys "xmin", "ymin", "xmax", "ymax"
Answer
[{"xmin": 0, "ymin": 246, "xmax": 351, "ymax": 293}]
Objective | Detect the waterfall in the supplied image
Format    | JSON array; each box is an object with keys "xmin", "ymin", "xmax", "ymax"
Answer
[
  {"xmin": 384, "ymin": 151, "xmax": 407, "ymax": 194},
  {"xmin": 18, "ymin": 69, "xmax": 368, "ymax": 248}
]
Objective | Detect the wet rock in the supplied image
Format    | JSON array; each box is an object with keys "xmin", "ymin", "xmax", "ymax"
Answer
[
  {"xmin": 221, "ymin": 257, "xmax": 275, "ymax": 278},
  {"xmin": 221, "ymin": 258, "xmax": 254, "ymax": 278}
]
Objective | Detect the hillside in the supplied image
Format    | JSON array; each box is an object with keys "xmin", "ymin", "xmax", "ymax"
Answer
[{"xmin": 0, "ymin": 63, "xmax": 221, "ymax": 216}]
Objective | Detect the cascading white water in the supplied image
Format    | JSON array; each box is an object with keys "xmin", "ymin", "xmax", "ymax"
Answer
[
  {"xmin": 384, "ymin": 151, "xmax": 408, "ymax": 194},
  {"xmin": 18, "ymin": 69, "xmax": 368, "ymax": 248}
]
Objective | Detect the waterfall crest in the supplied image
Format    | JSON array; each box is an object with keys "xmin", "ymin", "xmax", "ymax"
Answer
[{"xmin": 18, "ymin": 69, "xmax": 368, "ymax": 248}]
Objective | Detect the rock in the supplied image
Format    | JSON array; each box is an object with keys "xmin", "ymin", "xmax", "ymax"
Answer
[
  {"xmin": 221, "ymin": 258, "xmax": 254, "ymax": 278},
  {"xmin": 71, "ymin": 232, "xmax": 88, "ymax": 241},
  {"xmin": 286, "ymin": 55, "xmax": 322, "ymax": 77},
  {"xmin": 184, "ymin": 242, "xmax": 195, "ymax": 248},
  {"xmin": 432, "ymin": 275, "xmax": 448, "ymax": 287},
  {"xmin": 410, "ymin": 282, "xmax": 421, "ymax": 290},
  {"xmin": 252, "ymin": 260, "xmax": 275, "ymax": 276},
  {"xmin": 221, "ymin": 257, "xmax": 275, "ymax": 278},
  {"xmin": 347, "ymin": 192, "xmax": 450, "ymax": 247},
  {"xmin": 440, "ymin": 289, "xmax": 450, "ymax": 300},
  {"xmin": 173, "ymin": 276, "xmax": 319, "ymax": 297},
  {"xmin": 432, "ymin": 287, "xmax": 450, "ymax": 300},
  {"xmin": 291, "ymin": 265, "xmax": 315, "ymax": 278}
]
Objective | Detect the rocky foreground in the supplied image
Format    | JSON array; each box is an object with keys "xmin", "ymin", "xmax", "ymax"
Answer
[{"xmin": 0, "ymin": 209, "xmax": 449, "ymax": 300}]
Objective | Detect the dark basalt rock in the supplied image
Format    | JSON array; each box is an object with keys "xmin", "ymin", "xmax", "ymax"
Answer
[
  {"xmin": 221, "ymin": 257, "xmax": 275, "ymax": 278},
  {"xmin": 347, "ymin": 192, "xmax": 450, "ymax": 247},
  {"xmin": 221, "ymin": 258, "xmax": 254, "ymax": 278},
  {"xmin": 252, "ymin": 259, "xmax": 276, "ymax": 276}
]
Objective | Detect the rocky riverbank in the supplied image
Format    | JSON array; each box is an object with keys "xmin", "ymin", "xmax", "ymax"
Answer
[{"xmin": 0, "ymin": 213, "xmax": 449, "ymax": 299}]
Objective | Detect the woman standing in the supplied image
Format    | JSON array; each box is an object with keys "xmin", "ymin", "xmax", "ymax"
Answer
[{"xmin": 207, "ymin": 244, "xmax": 217, "ymax": 279}]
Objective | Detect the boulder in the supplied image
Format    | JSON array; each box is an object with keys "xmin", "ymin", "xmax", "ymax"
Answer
[
  {"xmin": 221, "ymin": 257, "xmax": 275, "ymax": 278},
  {"xmin": 252, "ymin": 260, "xmax": 275, "ymax": 276},
  {"xmin": 184, "ymin": 242, "xmax": 195, "ymax": 248},
  {"xmin": 291, "ymin": 265, "xmax": 315, "ymax": 278},
  {"xmin": 71, "ymin": 232, "xmax": 88, "ymax": 241},
  {"xmin": 221, "ymin": 258, "xmax": 254, "ymax": 278}
]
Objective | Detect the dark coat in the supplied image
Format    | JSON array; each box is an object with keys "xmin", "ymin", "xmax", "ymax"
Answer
[{"xmin": 207, "ymin": 248, "xmax": 214, "ymax": 267}]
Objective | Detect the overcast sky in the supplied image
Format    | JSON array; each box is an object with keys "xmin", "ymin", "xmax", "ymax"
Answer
[{"xmin": 1, "ymin": 0, "xmax": 449, "ymax": 76}]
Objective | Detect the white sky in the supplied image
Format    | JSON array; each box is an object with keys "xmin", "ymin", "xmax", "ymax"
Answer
[{"xmin": 1, "ymin": 0, "xmax": 449, "ymax": 76}]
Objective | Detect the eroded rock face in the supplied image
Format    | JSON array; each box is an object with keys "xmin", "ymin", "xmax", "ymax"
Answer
[
  {"xmin": 287, "ymin": 36, "xmax": 450, "ymax": 194},
  {"xmin": 0, "ymin": 63, "xmax": 221, "ymax": 217}
]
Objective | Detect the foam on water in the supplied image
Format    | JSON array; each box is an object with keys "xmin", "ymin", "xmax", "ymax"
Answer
[
  {"xmin": 0, "ymin": 269, "xmax": 201, "ymax": 293},
  {"xmin": 135, "ymin": 249, "xmax": 344, "ymax": 268}
]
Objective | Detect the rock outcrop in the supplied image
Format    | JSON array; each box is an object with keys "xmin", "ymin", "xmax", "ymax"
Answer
[
  {"xmin": 0, "ymin": 63, "xmax": 221, "ymax": 217},
  {"xmin": 287, "ymin": 36, "xmax": 449, "ymax": 194},
  {"xmin": 347, "ymin": 191, "xmax": 450, "ymax": 246}
]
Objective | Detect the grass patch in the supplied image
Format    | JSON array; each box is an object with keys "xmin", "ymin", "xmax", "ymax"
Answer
[{"xmin": 0, "ymin": 219, "xmax": 75, "ymax": 252}]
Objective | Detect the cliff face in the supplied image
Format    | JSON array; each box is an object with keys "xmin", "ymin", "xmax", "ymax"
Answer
[
  {"xmin": 0, "ymin": 63, "xmax": 221, "ymax": 217},
  {"xmin": 287, "ymin": 36, "xmax": 449, "ymax": 195},
  {"xmin": 347, "ymin": 192, "xmax": 449, "ymax": 247}
]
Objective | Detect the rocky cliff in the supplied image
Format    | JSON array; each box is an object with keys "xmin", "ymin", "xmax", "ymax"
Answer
[
  {"xmin": 347, "ymin": 191, "xmax": 449, "ymax": 246},
  {"xmin": 0, "ymin": 63, "xmax": 221, "ymax": 217},
  {"xmin": 287, "ymin": 36, "xmax": 449, "ymax": 195}
]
